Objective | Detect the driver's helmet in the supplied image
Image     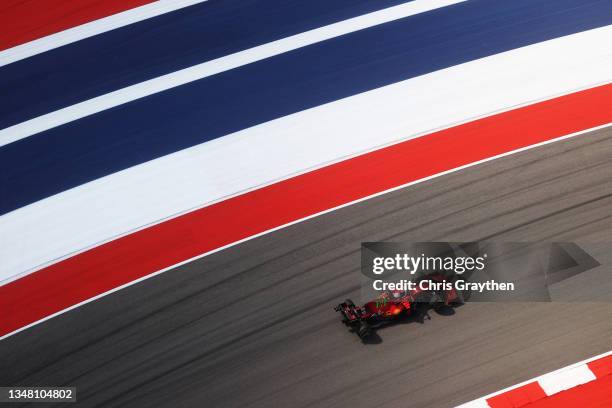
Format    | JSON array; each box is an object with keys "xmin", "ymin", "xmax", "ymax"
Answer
[{"xmin": 391, "ymin": 290, "xmax": 402, "ymax": 300}]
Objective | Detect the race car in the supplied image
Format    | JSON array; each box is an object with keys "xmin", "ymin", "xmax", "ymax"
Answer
[{"xmin": 334, "ymin": 274, "xmax": 469, "ymax": 339}]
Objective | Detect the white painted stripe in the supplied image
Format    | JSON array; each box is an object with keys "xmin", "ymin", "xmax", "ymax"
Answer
[
  {"xmin": 455, "ymin": 351, "xmax": 612, "ymax": 407},
  {"xmin": 1, "ymin": 25, "xmax": 611, "ymax": 284},
  {"xmin": 0, "ymin": 0, "xmax": 208, "ymax": 68},
  {"xmin": 0, "ymin": 0, "xmax": 465, "ymax": 147},
  {"xmin": 538, "ymin": 364, "xmax": 597, "ymax": 395}
]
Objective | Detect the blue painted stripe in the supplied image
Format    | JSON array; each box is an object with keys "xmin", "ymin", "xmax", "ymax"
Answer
[
  {"xmin": 0, "ymin": 0, "xmax": 410, "ymax": 130},
  {"xmin": 1, "ymin": 0, "xmax": 611, "ymax": 215}
]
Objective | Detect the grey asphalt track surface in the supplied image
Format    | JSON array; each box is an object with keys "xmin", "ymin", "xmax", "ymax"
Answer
[{"xmin": 2, "ymin": 126, "xmax": 612, "ymax": 408}]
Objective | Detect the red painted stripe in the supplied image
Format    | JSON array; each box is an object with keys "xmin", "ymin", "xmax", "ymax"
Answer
[
  {"xmin": 518, "ymin": 374, "xmax": 612, "ymax": 407},
  {"xmin": 487, "ymin": 382, "xmax": 547, "ymax": 408},
  {"xmin": 589, "ymin": 355, "xmax": 612, "ymax": 379},
  {"xmin": 0, "ymin": 0, "xmax": 155, "ymax": 51},
  {"xmin": 1, "ymin": 84, "xmax": 612, "ymax": 337}
]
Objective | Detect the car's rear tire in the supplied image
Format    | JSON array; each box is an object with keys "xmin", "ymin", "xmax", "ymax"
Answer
[{"xmin": 357, "ymin": 322, "xmax": 372, "ymax": 339}]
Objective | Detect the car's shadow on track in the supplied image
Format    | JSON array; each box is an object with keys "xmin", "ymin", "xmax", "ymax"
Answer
[
  {"xmin": 356, "ymin": 304, "xmax": 459, "ymax": 345},
  {"xmin": 360, "ymin": 332, "xmax": 383, "ymax": 344}
]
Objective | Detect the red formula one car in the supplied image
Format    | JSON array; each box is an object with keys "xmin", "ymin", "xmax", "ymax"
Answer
[{"xmin": 334, "ymin": 275, "xmax": 469, "ymax": 339}]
